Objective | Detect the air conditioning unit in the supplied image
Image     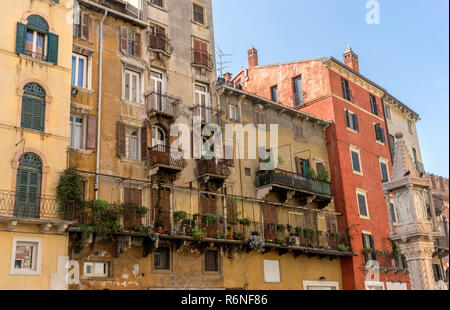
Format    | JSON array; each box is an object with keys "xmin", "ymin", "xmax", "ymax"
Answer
[
  {"xmin": 288, "ymin": 235, "xmax": 300, "ymax": 247},
  {"xmin": 125, "ymin": 3, "xmax": 140, "ymax": 18}
]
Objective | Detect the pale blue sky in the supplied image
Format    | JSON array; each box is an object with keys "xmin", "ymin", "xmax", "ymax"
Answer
[{"xmin": 213, "ymin": 0, "xmax": 449, "ymax": 178}]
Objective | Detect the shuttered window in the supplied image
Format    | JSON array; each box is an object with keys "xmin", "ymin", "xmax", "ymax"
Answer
[
  {"xmin": 350, "ymin": 149, "xmax": 362, "ymax": 174},
  {"xmin": 16, "ymin": 16, "xmax": 58, "ymax": 64},
  {"xmin": 341, "ymin": 78, "xmax": 351, "ymax": 101},
  {"xmin": 362, "ymin": 233, "xmax": 376, "ymax": 261},
  {"xmin": 21, "ymin": 83, "xmax": 46, "ymax": 132},
  {"xmin": 120, "ymin": 28, "xmax": 141, "ymax": 57},
  {"xmin": 205, "ymin": 250, "xmax": 219, "ymax": 272},
  {"xmin": 345, "ymin": 109, "xmax": 359, "ymax": 132},
  {"xmin": 357, "ymin": 192, "xmax": 369, "ymax": 218},
  {"xmin": 370, "ymin": 95, "xmax": 378, "ymax": 115},
  {"xmin": 380, "ymin": 161, "xmax": 389, "ymax": 183},
  {"xmin": 154, "ymin": 246, "xmax": 170, "ymax": 270},
  {"xmin": 374, "ymin": 124, "xmax": 386, "ymax": 144},
  {"xmin": 293, "ymin": 123, "xmax": 304, "ymax": 141},
  {"xmin": 14, "ymin": 153, "xmax": 42, "ymax": 219},
  {"xmin": 193, "ymin": 3, "xmax": 205, "ymax": 24}
]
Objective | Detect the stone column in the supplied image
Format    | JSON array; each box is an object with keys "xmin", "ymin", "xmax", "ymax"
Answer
[{"xmin": 400, "ymin": 240, "xmax": 436, "ymax": 290}]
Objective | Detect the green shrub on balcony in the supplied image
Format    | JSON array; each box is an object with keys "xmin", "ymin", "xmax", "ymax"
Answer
[
  {"xmin": 239, "ymin": 218, "xmax": 251, "ymax": 226},
  {"xmin": 201, "ymin": 214, "xmax": 218, "ymax": 227},
  {"xmin": 56, "ymin": 168, "xmax": 85, "ymax": 220}
]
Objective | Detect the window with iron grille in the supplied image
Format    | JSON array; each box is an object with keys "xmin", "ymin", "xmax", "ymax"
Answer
[
  {"xmin": 154, "ymin": 247, "xmax": 170, "ymax": 270},
  {"xmin": 193, "ymin": 4, "xmax": 205, "ymax": 24},
  {"xmin": 205, "ymin": 250, "xmax": 219, "ymax": 272}
]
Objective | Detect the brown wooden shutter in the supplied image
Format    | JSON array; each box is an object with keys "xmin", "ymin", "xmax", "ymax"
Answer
[
  {"xmin": 117, "ymin": 122, "xmax": 126, "ymax": 157},
  {"xmin": 124, "ymin": 188, "xmax": 131, "ymax": 204},
  {"xmin": 85, "ymin": 114, "xmax": 97, "ymax": 151},
  {"xmin": 82, "ymin": 14, "xmax": 91, "ymax": 41},
  {"xmin": 141, "ymin": 125, "xmax": 148, "ymax": 161},
  {"xmin": 134, "ymin": 32, "xmax": 141, "ymax": 57},
  {"xmin": 295, "ymin": 157, "xmax": 303, "ymax": 175},
  {"xmin": 120, "ymin": 27, "xmax": 128, "ymax": 52}
]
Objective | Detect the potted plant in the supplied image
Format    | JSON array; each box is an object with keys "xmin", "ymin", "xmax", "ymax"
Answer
[
  {"xmin": 295, "ymin": 226, "xmax": 303, "ymax": 236},
  {"xmin": 251, "ymin": 231, "xmax": 260, "ymax": 237},
  {"xmin": 286, "ymin": 224, "xmax": 292, "ymax": 233},
  {"xmin": 191, "ymin": 228, "xmax": 206, "ymax": 242},
  {"xmin": 154, "ymin": 219, "xmax": 164, "ymax": 233},
  {"xmin": 233, "ymin": 232, "xmax": 244, "ymax": 241},
  {"xmin": 201, "ymin": 214, "xmax": 218, "ymax": 227},
  {"xmin": 214, "ymin": 232, "xmax": 224, "ymax": 240},
  {"xmin": 239, "ymin": 218, "xmax": 251, "ymax": 226},
  {"xmin": 173, "ymin": 210, "xmax": 187, "ymax": 225},
  {"xmin": 277, "ymin": 224, "xmax": 286, "ymax": 233}
]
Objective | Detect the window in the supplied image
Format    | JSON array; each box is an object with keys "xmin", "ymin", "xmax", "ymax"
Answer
[
  {"xmin": 16, "ymin": 15, "xmax": 58, "ymax": 64},
  {"xmin": 150, "ymin": 0, "xmax": 163, "ymax": 7},
  {"xmin": 374, "ymin": 124, "xmax": 386, "ymax": 144},
  {"xmin": 205, "ymin": 250, "xmax": 219, "ymax": 272},
  {"xmin": 195, "ymin": 84, "xmax": 211, "ymax": 122},
  {"xmin": 295, "ymin": 157, "xmax": 310, "ymax": 177},
  {"xmin": 123, "ymin": 69, "xmax": 141, "ymax": 103},
  {"xmin": 345, "ymin": 109, "xmax": 359, "ymax": 132},
  {"xmin": 350, "ymin": 147, "xmax": 362, "ymax": 174},
  {"xmin": 385, "ymin": 105, "xmax": 391, "ymax": 120},
  {"xmin": 388, "ymin": 134, "xmax": 395, "ymax": 160},
  {"xmin": 271, "ymin": 86, "xmax": 278, "ymax": 102},
  {"xmin": 362, "ymin": 233, "xmax": 376, "ymax": 261},
  {"xmin": 21, "ymin": 83, "xmax": 46, "ymax": 132},
  {"xmin": 69, "ymin": 115, "xmax": 85, "ymax": 150},
  {"xmin": 293, "ymin": 76, "xmax": 303, "ymax": 107},
  {"xmin": 193, "ymin": 3, "xmax": 205, "ymax": 24},
  {"xmin": 73, "ymin": 2, "xmax": 91, "ymax": 40},
  {"xmin": 303, "ymin": 281, "xmax": 338, "ymax": 290},
  {"xmin": 365, "ymin": 281, "xmax": 385, "ymax": 290},
  {"xmin": 149, "ymin": 25, "xmax": 167, "ymax": 51},
  {"xmin": 433, "ymin": 264, "xmax": 443, "ymax": 281},
  {"xmin": 120, "ymin": 28, "xmax": 141, "ymax": 57},
  {"xmin": 263, "ymin": 259, "xmax": 281, "ymax": 283},
  {"xmin": 341, "ymin": 78, "xmax": 351, "ymax": 101},
  {"xmin": 293, "ymin": 123, "xmax": 304, "ymax": 141},
  {"xmin": 228, "ymin": 104, "xmax": 240, "ymax": 121},
  {"xmin": 152, "ymin": 125, "xmax": 166, "ymax": 147},
  {"xmin": 357, "ymin": 190, "xmax": 369, "ymax": 218},
  {"xmin": 370, "ymin": 95, "xmax": 378, "ymax": 115},
  {"xmin": 72, "ymin": 53, "xmax": 88, "ymax": 88},
  {"xmin": 14, "ymin": 153, "xmax": 42, "ymax": 219},
  {"xmin": 126, "ymin": 127, "xmax": 140, "ymax": 161},
  {"xmin": 150, "ymin": 70, "xmax": 167, "ymax": 112},
  {"xmin": 245, "ymin": 168, "xmax": 251, "ymax": 177},
  {"xmin": 10, "ymin": 238, "xmax": 42, "ymax": 275},
  {"xmin": 84, "ymin": 261, "xmax": 109, "ymax": 278},
  {"xmin": 193, "ymin": 39, "xmax": 210, "ymax": 68},
  {"xmin": 380, "ymin": 160, "xmax": 390, "ymax": 183},
  {"xmin": 154, "ymin": 247, "xmax": 170, "ymax": 270}
]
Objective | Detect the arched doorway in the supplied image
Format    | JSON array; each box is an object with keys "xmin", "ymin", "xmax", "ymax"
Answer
[{"xmin": 14, "ymin": 153, "xmax": 42, "ymax": 218}]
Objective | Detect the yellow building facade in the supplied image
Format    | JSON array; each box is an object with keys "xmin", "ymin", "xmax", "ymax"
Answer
[{"xmin": 0, "ymin": 0, "xmax": 73, "ymax": 289}]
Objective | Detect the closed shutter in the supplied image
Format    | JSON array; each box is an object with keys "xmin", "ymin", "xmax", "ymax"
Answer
[
  {"xmin": 263, "ymin": 205, "xmax": 277, "ymax": 240},
  {"xmin": 295, "ymin": 157, "xmax": 303, "ymax": 176},
  {"xmin": 352, "ymin": 114, "xmax": 359, "ymax": 132},
  {"xmin": 21, "ymin": 97, "xmax": 45, "ymax": 131},
  {"xmin": 345, "ymin": 110, "xmax": 350, "ymax": 128},
  {"xmin": 86, "ymin": 114, "xmax": 97, "ymax": 150},
  {"xmin": 82, "ymin": 14, "xmax": 91, "ymax": 41},
  {"xmin": 21, "ymin": 97, "xmax": 33, "ymax": 129},
  {"xmin": 16, "ymin": 22, "xmax": 27, "ymax": 55},
  {"xmin": 141, "ymin": 125, "xmax": 148, "ymax": 161},
  {"xmin": 375, "ymin": 124, "xmax": 381, "ymax": 140},
  {"xmin": 120, "ymin": 27, "xmax": 128, "ymax": 52},
  {"xmin": 117, "ymin": 122, "xmax": 126, "ymax": 157},
  {"xmin": 205, "ymin": 250, "xmax": 218, "ymax": 272},
  {"xmin": 380, "ymin": 127, "xmax": 386, "ymax": 144},
  {"xmin": 134, "ymin": 32, "xmax": 141, "ymax": 57},
  {"xmin": 15, "ymin": 168, "xmax": 41, "ymax": 218},
  {"xmin": 47, "ymin": 33, "xmax": 58, "ymax": 64},
  {"xmin": 369, "ymin": 234, "xmax": 376, "ymax": 260}
]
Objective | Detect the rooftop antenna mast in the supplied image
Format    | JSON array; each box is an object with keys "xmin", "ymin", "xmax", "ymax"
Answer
[{"xmin": 216, "ymin": 44, "xmax": 232, "ymax": 78}]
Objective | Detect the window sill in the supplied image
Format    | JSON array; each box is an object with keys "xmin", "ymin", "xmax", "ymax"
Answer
[
  {"xmin": 16, "ymin": 127, "xmax": 49, "ymax": 137},
  {"xmin": 375, "ymin": 140, "xmax": 386, "ymax": 146},
  {"xmin": 152, "ymin": 269, "xmax": 173, "ymax": 274},
  {"xmin": 192, "ymin": 62, "xmax": 213, "ymax": 72},
  {"xmin": 73, "ymin": 36, "xmax": 94, "ymax": 46},
  {"xmin": 9, "ymin": 270, "xmax": 41, "ymax": 276},
  {"xmin": 72, "ymin": 85, "xmax": 95, "ymax": 95},
  {"xmin": 69, "ymin": 148, "xmax": 95, "ymax": 155},
  {"xmin": 81, "ymin": 276, "xmax": 114, "ymax": 281},
  {"xmin": 359, "ymin": 215, "xmax": 371, "ymax": 220},
  {"xmin": 147, "ymin": 1, "xmax": 168, "ymax": 12},
  {"xmin": 121, "ymin": 99, "xmax": 145, "ymax": 106},
  {"xmin": 19, "ymin": 54, "xmax": 55, "ymax": 67},
  {"xmin": 353, "ymin": 170, "xmax": 364, "ymax": 176},
  {"xmin": 346, "ymin": 127, "xmax": 359, "ymax": 134},
  {"xmin": 191, "ymin": 19, "xmax": 209, "ymax": 29}
]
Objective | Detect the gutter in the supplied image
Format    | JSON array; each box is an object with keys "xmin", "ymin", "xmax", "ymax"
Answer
[{"xmin": 95, "ymin": 9, "xmax": 108, "ymax": 199}]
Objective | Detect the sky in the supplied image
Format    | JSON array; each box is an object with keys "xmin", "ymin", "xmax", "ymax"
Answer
[{"xmin": 212, "ymin": 0, "xmax": 449, "ymax": 178}]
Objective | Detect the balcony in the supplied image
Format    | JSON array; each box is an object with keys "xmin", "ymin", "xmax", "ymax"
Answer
[
  {"xmin": 192, "ymin": 104, "xmax": 221, "ymax": 125},
  {"xmin": 0, "ymin": 190, "xmax": 71, "ymax": 232},
  {"xmin": 197, "ymin": 159, "xmax": 231, "ymax": 180},
  {"xmin": 148, "ymin": 33, "xmax": 173, "ymax": 55},
  {"xmin": 255, "ymin": 169, "xmax": 333, "ymax": 208},
  {"xmin": 192, "ymin": 49, "xmax": 214, "ymax": 71},
  {"xmin": 363, "ymin": 250, "xmax": 398, "ymax": 272},
  {"xmin": 415, "ymin": 161, "xmax": 425, "ymax": 174},
  {"xmin": 436, "ymin": 236, "xmax": 449, "ymax": 251},
  {"xmin": 148, "ymin": 144, "xmax": 187, "ymax": 172},
  {"xmin": 145, "ymin": 91, "xmax": 180, "ymax": 121}
]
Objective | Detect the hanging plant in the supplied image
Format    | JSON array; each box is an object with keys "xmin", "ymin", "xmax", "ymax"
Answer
[
  {"xmin": 277, "ymin": 224, "xmax": 286, "ymax": 232},
  {"xmin": 249, "ymin": 234, "xmax": 265, "ymax": 253},
  {"xmin": 239, "ymin": 218, "xmax": 251, "ymax": 226},
  {"xmin": 56, "ymin": 168, "xmax": 85, "ymax": 220}
]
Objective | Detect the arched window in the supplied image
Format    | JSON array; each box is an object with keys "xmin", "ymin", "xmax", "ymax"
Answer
[
  {"xmin": 152, "ymin": 125, "xmax": 166, "ymax": 147},
  {"xmin": 15, "ymin": 153, "xmax": 42, "ymax": 219},
  {"xmin": 16, "ymin": 15, "xmax": 59, "ymax": 64},
  {"xmin": 21, "ymin": 83, "xmax": 46, "ymax": 131}
]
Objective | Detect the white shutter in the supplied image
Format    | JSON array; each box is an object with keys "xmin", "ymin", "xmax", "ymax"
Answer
[{"xmin": 263, "ymin": 260, "xmax": 281, "ymax": 283}]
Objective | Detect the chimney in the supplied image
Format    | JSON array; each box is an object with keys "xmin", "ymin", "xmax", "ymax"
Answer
[
  {"xmin": 343, "ymin": 45, "xmax": 359, "ymax": 73},
  {"xmin": 224, "ymin": 72, "xmax": 233, "ymax": 84},
  {"xmin": 248, "ymin": 46, "xmax": 259, "ymax": 69}
]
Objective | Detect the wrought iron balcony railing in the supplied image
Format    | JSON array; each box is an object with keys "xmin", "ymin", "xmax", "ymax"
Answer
[
  {"xmin": 148, "ymin": 144, "xmax": 187, "ymax": 170},
  {"xmin": 145, "ymin": 91, "xmax": 180, "ymax": 118},
  {"xmin": 255, "ymin": 169, "xmax": 333, "ymax": 198},
  {"xmin": 24, "ymin": 50, "xmax": 47, "ymax": 62},
  {"xmin": 148, "ymin": 33, "xmax": 173, "ymax": 55},
  {"xmin": 197, "ymin": 159, "xmax": 231, "ymax": 178},
  {"xmin": 192, "ymin": 49, "xmax": 214, "ymax": 70},
  {"xmin": 0, "ymin": 189, "xmax": 61, "ymax": 221},
  {"xmin": 192, "ymin": 104, "xmax": 221, "ymax": 125}
]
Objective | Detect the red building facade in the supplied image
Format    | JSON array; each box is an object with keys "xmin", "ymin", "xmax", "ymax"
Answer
[{"xmin": 233, "ymin": 46, "xmax": 411, "ymax": 290}]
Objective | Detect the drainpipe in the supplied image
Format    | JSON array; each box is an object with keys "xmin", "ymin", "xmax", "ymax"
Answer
[
  {"xmin": 95, "ymin": 9, "xmax": 108, "ymax": 200},
  {"xmin": 381, "ymin": 94, "xmax": 394, "ymax": 163}
]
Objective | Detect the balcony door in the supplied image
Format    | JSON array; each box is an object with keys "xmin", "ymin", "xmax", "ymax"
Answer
[
  {"xmin": 151, "ymin": 125, "xmax": 170, "ymax": 165},
  {"xmin": 200, "ymin": 195, "xmax": 217, "ymax": 238},
  {"xmin": 150, "ymin": 70, "xmax": 167, "ymax": 113},
  {"xmin": 263, "ymin": 205, "xmax": 277, "ymax": 240},
  {"xmin": 152, "ymin": 188, "xmax": 171, "ymax": 234},
  {"xmin": 14, "ymin": 153, "xmax": 42, "ymax": 219},
  {"xmin": 195, "ymin": 84, "xmax": 211, "ymax": 123}
]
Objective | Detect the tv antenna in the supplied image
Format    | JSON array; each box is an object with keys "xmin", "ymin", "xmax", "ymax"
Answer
[{"xmin": 216, "ymin": 44, "xmax": 232, "ymax": 78}]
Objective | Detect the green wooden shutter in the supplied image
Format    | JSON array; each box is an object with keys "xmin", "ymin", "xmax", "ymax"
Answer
[
  {"xmin": 14, "ymin": 168, "xmax": 41, "ymax": 218},
  {"xmin": 47, "ymin": 33, "xmax": 59, "ymax": 64},
  {"xmin": 21, "ymin": 97, "xmax": 33, "ymax": 129},
  {"xmin": 16, "ymin": 22, "xmax": 27, "ymax": 55},
  {"xmin": 32, "ymin": 98, "xmax": 45, "ymax": 131}
]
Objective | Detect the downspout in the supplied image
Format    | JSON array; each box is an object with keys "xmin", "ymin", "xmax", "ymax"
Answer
[
  {"xmin": 95, "ymin": 9, "xmax": 108, "ymax": 199},
  {"xmin": 381, "ymin": 94, "xmax": 394, "ymax": 163}
]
